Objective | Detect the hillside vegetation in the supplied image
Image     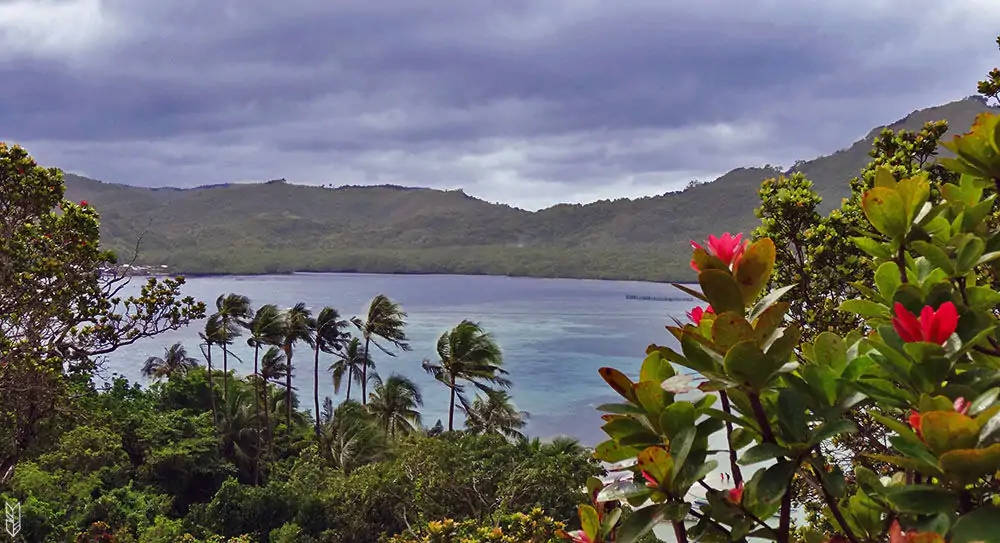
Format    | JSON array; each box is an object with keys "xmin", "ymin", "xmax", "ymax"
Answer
[{"xmin": 64, "ymin": 97, "xmax": 998, "ymax": 281}]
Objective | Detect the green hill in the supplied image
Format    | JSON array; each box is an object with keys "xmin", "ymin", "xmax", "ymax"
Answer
[{"xmin": 63, "ymin": 97, "xmax": 999, "ymax": 282}]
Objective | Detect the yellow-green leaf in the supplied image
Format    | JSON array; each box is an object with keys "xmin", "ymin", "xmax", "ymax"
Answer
[
  {"xmin": 734, "ymin": 238, "xmax": 776, "ymax": 304},
  {"xmin": 862, "ymin": 187, "xmax": 908, "ymax": 238}
]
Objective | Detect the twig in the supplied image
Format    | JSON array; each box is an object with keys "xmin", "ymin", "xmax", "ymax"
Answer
[{"xmin": 719, "ymin": 391, "xmax": 745, "ymax": 486}]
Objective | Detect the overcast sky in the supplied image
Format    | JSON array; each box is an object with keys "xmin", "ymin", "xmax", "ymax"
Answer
[{"xmin": 1, "ymin": 0, "xmax": 998, "ymax": 210}]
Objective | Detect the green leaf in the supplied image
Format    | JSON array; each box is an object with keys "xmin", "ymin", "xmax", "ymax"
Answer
[
  {"xmin": 638, "ymin": 446, "xmax": 674, "ymax": 488},
  {"xmin": 911, "ymin": 241, "xmax": 956, "ymax": 276},
  {"xmin": 712, "ymin": 312, "xmax": 755, "ymax": 352},
  {"xmin": 875, "ymin": 261, "xmax": 902, "ymax": 303},
  {"xmin": 660, "ymin": 402, "xmax": 696, "ymax": 441},
  {"xmin": 754, "ymin": 460, "xmax": 796, "ymax": 505},
  {"xmin": 594, "ymin": 440, "xmax": 643, "ymax": 463},
  {"xmin": 957, "ymin": 237, "xmax": 986, "ymax": 274},
  {"xmin": 897, "ymin": 172, "xmax": 931, "ymax": 224},
  {"xmin": 734, "ymin": 238, "xmax": 775, "ymax": 304},
  {"xmin": 965, "ymin": 287, "xmax": 1000, "ymax": 310},
  {"xmin": 634, "ymin": 381, "xmax": 668, "ymax": 418},
  {"xmin": 724, "ymin": 340, "xmax": 781, "ymax": 391},
  {"xmin": 599, "ymin": 367, "xmax": 639, "ymax": 404},
  {"xmin": 752, "ymin": 301, "xmax": 789, "ymax": 345},
  {"xmin": 699, "ymin": 269, "xmax": 746, "ymax": 315},
  {"xmin": 616, "ymin": 505, "xmax": 663, "ymax": 543},
  {"xmin": 852, "ymin": 236, "xmax": 893, "ymax": 259},
  {"xmin": 738, "ymin": 442, "xmax": 787, "ymax": 465},
  {"xmin": 809, "ymin": 419, "xmax": 857, "ymax": 447},
  {"xmin": 970, "ymin": 387, "xmax": 1000, "ymax": 416},
  {"xmin": 596, "ymin": 403, "xmax": 647, "ymax": 415},
  {"xmin": 839, "ymin": 299, "xmax": 890, "ymax": 318},
  {"xmin": 579, "ymin": 504, "xmax": 601, "ymax": 542},
  {"xmin": 671, "ymin": 283, "xmax": 708, "ymax": 303},
  {"xmin": 883, "ymin": 485, "xmax": 957, "ymax": 515},
  {"xmin": 874, "ymin": 165, "xmax": 896, "ymax": 188},
  {"xmin": 748, "ymin": 284, "xmax": 796, "ymax": 321},
  {"xmin": 921, "ymin": 411, "xmax": 980, "ymax": 456},
  {"xmin": 601, "ymin": 507, "xmax": 622, "ymax": 538},
  {"xmin": 670, "ymin": 427, "xmax": 696, "ymax": 481},
  {"xmin": 950, "ymin": 508, "xmax": 1000, "ymax": 543},
  {"xmin": 863, "ymin": 186, "xmax": 908, "ymax": 238},
  {"xmin": 640, "ymin": 351, "xmax": 675, "ymax": 384},
  {"xmin": 939, "ymin": 443, "xmax": 1000, "ymax": 484},
  {"xmin": 814, "ymin": 332, "xmax": 847, "ymax": 371},
  {"xmin": 603, "ymin": 417, "xmax": 656, "ymax": 443}
]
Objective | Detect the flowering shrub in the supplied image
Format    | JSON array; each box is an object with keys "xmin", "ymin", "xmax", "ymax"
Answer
[
  {"xmin": 384, "ymin": 508, "xmax": 565, "ymax": 543},
  {"xmin": 562, "ymin": 113, "xmax": 1000, "ymax": 542}
]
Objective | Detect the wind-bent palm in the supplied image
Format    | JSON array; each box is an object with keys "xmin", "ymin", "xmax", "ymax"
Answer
[
  {"xmin": 464, "ymin": 389, "xmax": 528, "ymax": 440},
  {"xmin": 352, "ymin": 294, "xmax": 410, "ymax": 406},
  {"xmin": 330, "ymin": 336, "xmax": 374, "ymax": 402},
  {"xmin": 214, "ymin": 293, "xmax": 252, "ymax": 402},
  {"xmin": 199, "ymin": 314, "xmax": 225, "ymax": 424},
  {"xmin": 313, "ymin": 307, "xmax": 348, "ymax": 438},
  {"xmin": 321, "ymin": 400, "xmax": 389, "ymax": 475},
  {"xmin": 281, "ymin": 303, "xmax": 315, "ymax": 434},
  {"xmin": 245, "ymin": 303, "xmax": 284, "ymax": 483},
  {"xmin": 218, "ymin": 380, "xmax": 260, "ymax": 480},
  {"xmin": 422, "ymin": 320, "xmax": 510, "ymax": 431},
  {"xmin": 366, "ymin": 374, "xmax": 423, "ymax": 437},
  {"xmin": 258, "ymin": 346, "xmax": 288, "ymax": 453},
  {"xmin": 142, "ymin": 342, "xmax": 199, "ymax": 379}
]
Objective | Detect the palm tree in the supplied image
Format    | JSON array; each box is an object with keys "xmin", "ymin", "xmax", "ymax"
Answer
[
  {"xmin": 214, "ymin": 293, "xmax": 253, "ymax": 401},
  {"xmin": 199, "ymin": 314, "xmax": 225, "ymax": 424},
  {"xmin": 218, "ymin": 379, "xmax": 259, "ymax": 481},
  {"xmin": 259, "ymin": 345, "xmax": 288, "ymax": 451},
  {"xmin": 541, "ymin": 436, "xmax": 585, "ymax": 456},
  {"xmin": 330, "ymin": 336, "xmax": 374, "ymax": 402},
  {"xmin": 281, "ymin": 303, "xmax": 315, "ymax": 434},
  {"xmin": 463, "ymin": 389, "xmax": 528, "ymax": 440},
  {"xmin": 422, "ymin": 320, "xmax": 510, "ymax": 431},
  {"xmin": 313, "ymin": 307, "xmax": 348, "ymax": 438},
  {"xmin": 366, "ymin": 374, "xmax": 423, "ymax": 437},
  {"xmin": 352, "ymin": 294, "xmax": 411, "ymax": 406},
  {"xmin": 141, "ymin": 342, "xmax": 199, "ymax": 379},
  {"xmin": 245, "ymin": 304, "xmax": 284, "ymax": 484},
  {"xmin": 321, "ymin": 400, "xmax": 389, "ymax": 474}
]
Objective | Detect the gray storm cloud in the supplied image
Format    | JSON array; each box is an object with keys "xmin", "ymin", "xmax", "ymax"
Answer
[{"xmin": 1, "ymin": 0, "xmax": 997, "ymax": 209}]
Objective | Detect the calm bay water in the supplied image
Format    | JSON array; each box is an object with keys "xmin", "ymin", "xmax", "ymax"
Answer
[{"xmin": 104, "ymin": 273, "xmax": 697, "ymax": 445}]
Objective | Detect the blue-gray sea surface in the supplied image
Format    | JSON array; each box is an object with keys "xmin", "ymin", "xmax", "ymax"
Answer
[{"xmin": 103, "ymin": 273, "xmax": 697, "ymax": 446}]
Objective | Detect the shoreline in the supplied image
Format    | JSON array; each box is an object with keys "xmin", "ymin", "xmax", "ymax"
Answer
[{"xmin": 122, "ymin": 268, "xmax": 698, "ymax": 285}]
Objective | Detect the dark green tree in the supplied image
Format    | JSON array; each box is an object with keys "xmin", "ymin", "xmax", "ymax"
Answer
[
  {"xmin": 463, "ymin": 389, "xmax": 528, "ymax": 440},
  {"xmin": 141, "ymin": 343, "xmax": 200, "ymax": 380},
  {"xmin": 422, "ymin": 320, "xmax": 510, "ymax": 431},
  {"xmin": 0, "ymin": 143, "xmax": 204, "ymax": 483},
  {"xmin": 366, "ymin": 374, "xmax": 423, "ymax": 437},
  {"xmin": 214, "ymin": 293, "xmax": 253, "ymax": 401},
  {"xmin": 245, "ymin": 303, "xmax": 284, "ymax": 483},
  {"xmin": 330, "ymin": 336, "xmax": 372, "ymax": 403},
  {"xmin": 313, "ymin": 307, "xmax": 348, "ymax": 438},
  {"xmin": 351, "ymin": 294, "xmax": 411, "ymax": 406},
  {"xmin": 280, "ymin": 303, "xmax": 315, "ymax": 435}
]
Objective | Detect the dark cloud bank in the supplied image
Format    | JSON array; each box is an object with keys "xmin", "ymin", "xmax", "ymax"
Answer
[{"xmin": 1, "ymin": 0, "xmax": 997, "ymax": 209}]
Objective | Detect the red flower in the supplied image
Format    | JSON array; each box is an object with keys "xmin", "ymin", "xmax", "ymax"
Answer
[
  {"xmin": 908, "ymin": 410, "xmax": 922, "ymax": 439},
  {"xmin": 953, "ymin": 397, "xmax": 970, "ymax": 415},
  {"xmin": 687, "ymin": 305, "xmax": 714, "ymax": 325},
  {"xmin": 641, "ymin": 470, "xmax": 658, "ymax": 488},
  {"xmin": 80, "ymin": 200, "xmax": 89, "ymax": 206},
  {"xmin": 727, "ymin": 481, "xmax": 744, "ymax": 503},
  {"xmin": 888, "ymin": 519, "xmax": 945, "ymax": 543},
  {"xmin": 566, "ymin": 531, "xmax": 592, "ymax": 543},
  {"xmin": 891, "ymin": 302, "xmax": 958, "ymax": 344},
  {"xmin": 690, "ymin": 232, "xmax": 747, "ymax": 272}
]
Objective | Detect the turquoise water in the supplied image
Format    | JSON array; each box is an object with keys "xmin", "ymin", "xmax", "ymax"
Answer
[{"xmin": 103, "ymin": 273, "xmax": 698, "ymax": 445}]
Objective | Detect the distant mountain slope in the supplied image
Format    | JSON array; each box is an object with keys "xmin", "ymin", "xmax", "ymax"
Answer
[{"xmin": 63, "ymin": 97, "xmax": 999, "ymax": 282}]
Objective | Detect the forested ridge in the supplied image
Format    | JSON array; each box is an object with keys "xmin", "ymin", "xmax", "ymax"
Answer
[{"xmin": 64, "ymin": 97, "xmax": 997, "ymax": 282}]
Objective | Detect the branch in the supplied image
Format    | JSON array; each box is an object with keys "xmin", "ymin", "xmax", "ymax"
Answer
[
  {"xmin": 811, "ymin": 459, "xmax": 861, "ymax": 543},
  {"xmin": 719, "ymin": 392, "xmax": 745, "ymax": 486}
]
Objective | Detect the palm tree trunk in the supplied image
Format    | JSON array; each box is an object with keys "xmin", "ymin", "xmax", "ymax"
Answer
[
  {"xmin": 345, "ymin": 366, "xmax": 353, "ymax": 402},
  {"xmin": 448, "ymin": 375, "xmax": 456, "ymax": 432},
  {"xmin": 264, "ymin": 381, "xmax": 272, "ymax": 456},
  {"xmin": 253, "ymin": 344, "xmax": 261, "ymax": 486},
  {"xmin": 285, "ymin": 345, "xmax": 293, "ymax": 437},
  {"xmin": 362, "ymin": 336, "xmax": 371, "ymax": 406},
  {"xmin": 222, "ymin": 340, "xmax": 229, "ymax": 402},
  {"xmin": 207, "ymin": 345, "xmax": 217, "ymax": 425},
  {"xmin": 313, "ymin": 344, "xmax": 321, "ymax": 439}
]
